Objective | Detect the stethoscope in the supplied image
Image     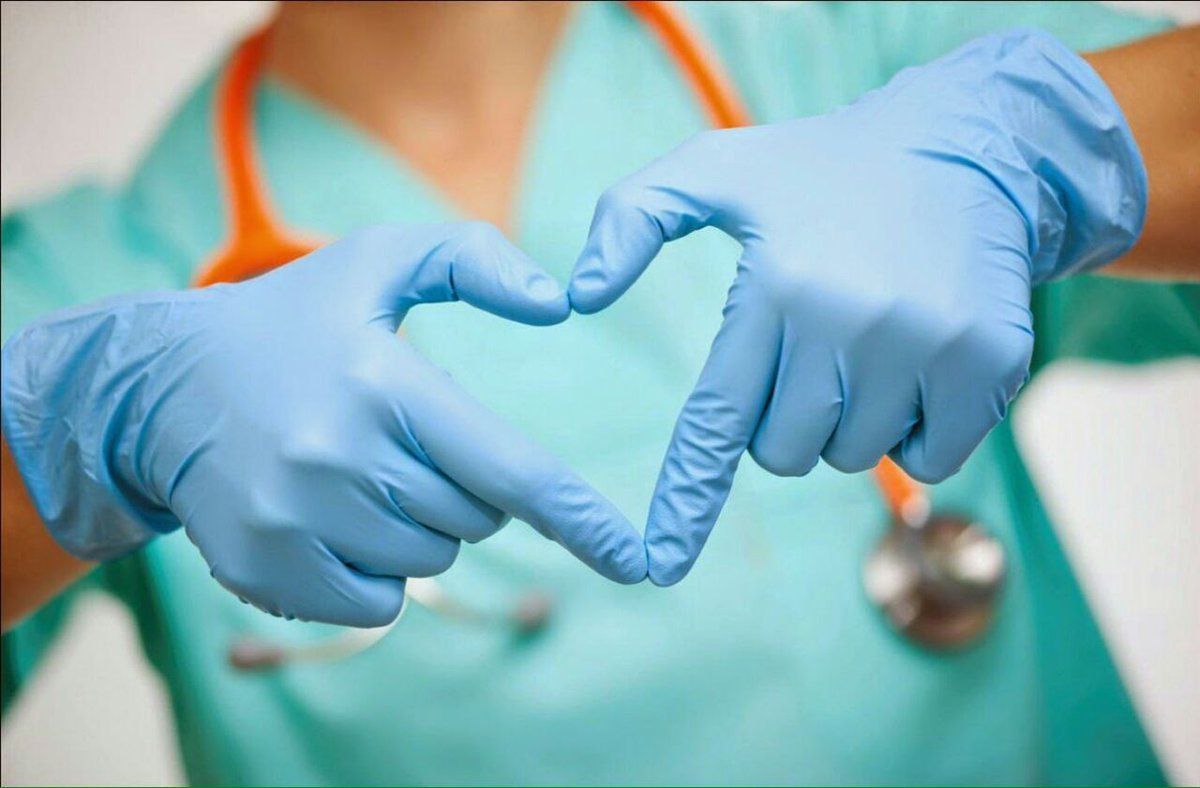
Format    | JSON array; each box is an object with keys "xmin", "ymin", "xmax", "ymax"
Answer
[{"xmin": 201, "ymin": 2, "xmax": 1006, "ymax": 670}]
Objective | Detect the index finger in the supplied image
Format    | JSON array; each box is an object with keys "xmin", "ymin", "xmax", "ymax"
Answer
[
  {"xmin": 644, "ymin": 285, "xmax": 780, "ymax": 586},
  {"xmin": 568, "ymin": 131, "xmax": 736, "ymax": 315},
  {"xmin": 394, "ymin": 343, "xmax": 647, "ymax": 584}
]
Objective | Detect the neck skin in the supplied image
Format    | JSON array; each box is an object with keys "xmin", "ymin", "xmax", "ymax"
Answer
[{"xmin": 267, "ymin": 1, "xmax": 574, "ymax": 232}]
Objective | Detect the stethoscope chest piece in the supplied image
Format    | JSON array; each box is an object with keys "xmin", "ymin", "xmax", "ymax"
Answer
[{"xmin": 863, "ymin": 513, "xmax": 1006, "ymax": 650}]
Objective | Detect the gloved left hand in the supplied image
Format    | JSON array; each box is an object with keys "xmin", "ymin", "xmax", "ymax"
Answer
[
  {"xmin": 3, "ymin": 223, "xmax": 648, "ymax": 626},
  {"xmin": 569, "ymin": 28, "xmax": 1147, "ymax": 585}
]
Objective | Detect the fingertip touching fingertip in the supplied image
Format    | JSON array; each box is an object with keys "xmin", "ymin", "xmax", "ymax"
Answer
[
  {"xmin": 645, "ymin": 541, "xmax": 691, "ymax": 587},
  {"xmin": 527, "ymin": 272, "xmax": 566, "ymax": 303},
  {"xmin": 527, "ymin": 297, "xmax": 572, "ymax": 326},
  {"xmin": 603, "ymin": 539, "xmax": 650, "ymax": 584},
  {"xmin": 615, "ymin": 564, "xmax": 650, "ymax": 585},
  {"xmin": 512, "ymin": 278, "xmax": 570, "ymax": 326},
  {"xmin": 647, "ymin": 563, "xmax": 686, "ymax": 587},
  {"xmin": 567, "ymin": 278, "xmax": 613, "ymax": 315}
]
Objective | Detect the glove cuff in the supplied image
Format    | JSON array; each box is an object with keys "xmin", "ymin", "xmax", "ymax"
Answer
[
  {"xmin": 962, "ymin": 28, "xmax": 1149, "ymax": 283},
  {"xmin": 1, "ymin": 297, "xmax": 183, "ymax": 561}
]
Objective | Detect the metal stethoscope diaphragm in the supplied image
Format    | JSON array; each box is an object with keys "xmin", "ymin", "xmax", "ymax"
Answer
[{"xmin": 863, "ymin": 465, "xmax": 1007, "ymax": 650}]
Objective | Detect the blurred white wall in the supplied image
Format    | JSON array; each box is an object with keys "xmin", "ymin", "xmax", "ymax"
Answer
[{"xmin": 1, "ymin": 2, "xmax": 1197, "ymax": 785}]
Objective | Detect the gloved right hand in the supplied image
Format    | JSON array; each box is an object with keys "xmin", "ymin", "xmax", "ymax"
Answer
[
  {"xmin": 568, "ymin": 28, "xmax": 1146, "ymax": 586},
  {"xmin": 1, "ymin": 223, "xmax": 648, "ymax": 626}
]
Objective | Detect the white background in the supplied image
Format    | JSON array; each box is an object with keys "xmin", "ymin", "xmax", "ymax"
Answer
[{"xmin": 2, "ymin": 2, "xmax": 1197, "ymax": 785}]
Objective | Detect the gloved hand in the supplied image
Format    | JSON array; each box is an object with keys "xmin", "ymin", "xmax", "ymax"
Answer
[
  {"xmin": 2, "ymin": 222, "xmax": 648, "ymax": 625},
  {"xmin": 569, "ymin": 29, "xmax": 1147, "ymax": 586}
]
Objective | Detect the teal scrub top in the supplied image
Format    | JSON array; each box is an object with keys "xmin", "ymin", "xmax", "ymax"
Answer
[{"xmin": 3, "ymin": 3, "xmax": 1196, "ymax": 785}]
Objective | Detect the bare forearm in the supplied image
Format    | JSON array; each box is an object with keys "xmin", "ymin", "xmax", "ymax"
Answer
[
  {"xmin": 1, "ymin": 438, "xmax": 92, "ymax": 633},
  {"xmin": 1084, "ymin": 26, "xmax": 1200, "ymax": 280}
]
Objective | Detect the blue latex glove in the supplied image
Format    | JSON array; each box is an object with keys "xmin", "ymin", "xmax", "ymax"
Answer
[
  {"xmin": 2, "ymin": 223, "xmax": 648, "ymax": 625},
  {"xmin": 569, "ymin": 29, "xmax": 1146, "ymax": 586}
]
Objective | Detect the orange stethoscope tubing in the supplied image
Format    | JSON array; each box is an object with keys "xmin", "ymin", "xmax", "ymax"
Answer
[
  {"xmin": 192, "ymin": 28, "xmax": 316, "ymax": 289},
  {"xmin": 192, "ymin": 0, "xmax": 927, "ymax": 526}
]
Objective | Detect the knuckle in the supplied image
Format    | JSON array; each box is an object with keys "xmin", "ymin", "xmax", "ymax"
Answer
[
  {"xmin": 951, "ymin": 318, "xmax": 1034, "ymax": 398},
  {"xmin": 243, "ymin": 491, "xmax": 297, "ymax": 537},
  {"xmin": 908, "ymin": 463, "xmax": 954, "ymax": 485},
  {"xmin": 898, "ymin": 452, "xmax": 958, "ymax": 485},
  {"xmin": 596, "ymin": 181, "xmax": 645, "ymax": 218},
  {"xmin": 278, "ymin": 430, "xmax": 352, "ymax": 475},
  {"xmin": 460, "ymin": 513, "xmax": 509, "ymax": 544},
  {"xmin": 878, "ymin": 295, "xmax": 965, "ymax": 355},
  {"xmin": 435, "ymin": 539, "xmax": 462, "ymax": 573},
  {"xmin": 453, "ymin": 220, "xmax": 504, "ymax": 252},
  {"xmin": 358, "ymin": 595, "xmax": 405, "ymax": 628},
  {"xmin": 341, "ymin": 344, "xmax": 401, "ymax": 404},
  {"xmin": 992, "ymin": 329, "xmax": 1034, "ymax": 382},
  {"xmin": 749, "ymin": 440, "xmax": 817, "ymax": 478},
  {"xmin": 750, "ymin": 259, "xmax": 810, "ymax": 313},
  {"xmin": 963, "ymin": 317, "xmax": 1032, "ymax": 368},
  {"xmin": 821, "ymin": 447, "xmax": 880, "ymax": 475},
  {"xmin": 211, "ymin": 561, "xmax": 259, "ymax": 602},
  {"xmin": 408, "ymin": 534, "xmax": 461, "ymax": 577}
]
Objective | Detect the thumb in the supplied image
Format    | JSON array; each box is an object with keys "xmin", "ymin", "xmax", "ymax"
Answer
[
  {"xmin": 569, "ymin": 133, "xmax": 731, "ymax": 314},
  {"xmin": 327, "ymin": 223, "xmax": 570, "ymax": 331}
]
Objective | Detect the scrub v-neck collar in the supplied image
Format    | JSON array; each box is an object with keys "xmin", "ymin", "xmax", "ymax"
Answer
[
  {"xmin": 251, "ymin": 2, "xmax": 708, "ymax": 277},
  {"xmin": 127, "ymin": 2, "xmax": 710, "ymax": 285}
]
